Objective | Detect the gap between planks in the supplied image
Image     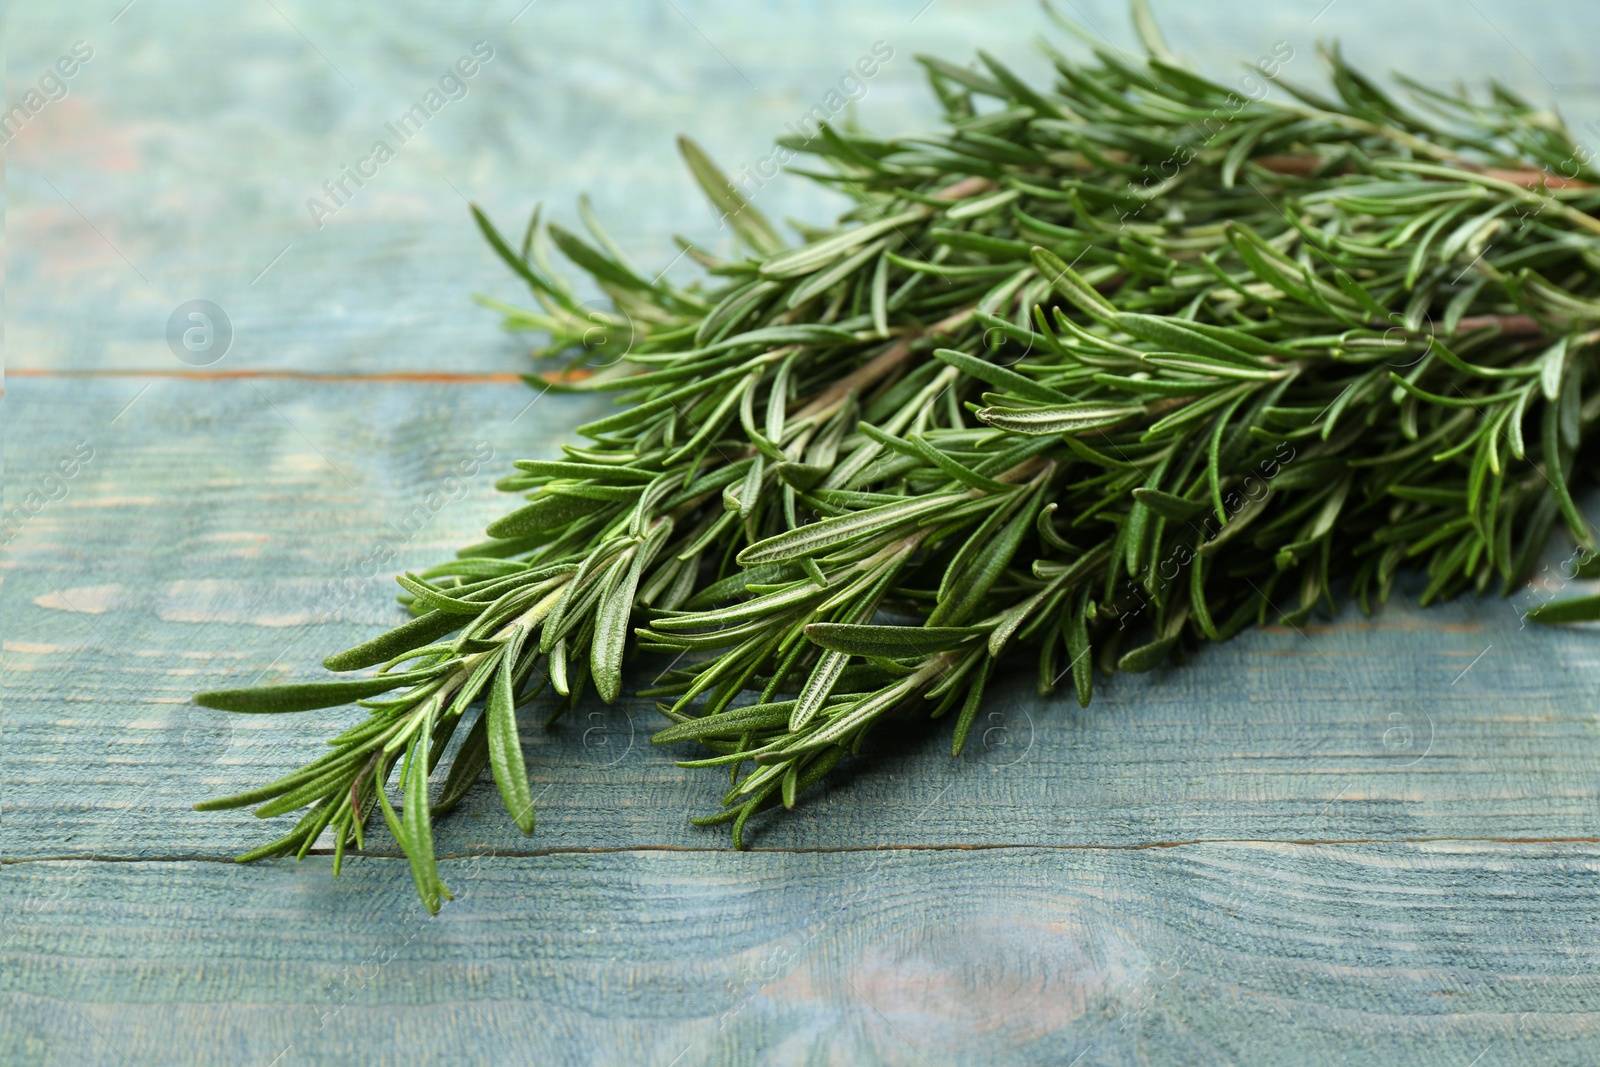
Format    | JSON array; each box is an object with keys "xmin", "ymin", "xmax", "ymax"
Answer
[
  {"xmin": 8, "ymin": 368, "xmax": 527, "ymax": 384},
  {"xmin": 6, "ymin": 834, "xmax": 1600, "ymax": 867}
]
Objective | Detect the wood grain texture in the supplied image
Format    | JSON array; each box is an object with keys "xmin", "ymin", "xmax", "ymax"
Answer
[
  {"xmin": 7, "ymin": 0, "xmax": 1600, "ymax": 1063},
  {"xmin": 7, "ymin": 369, "xmax": 1600, "ymax": 860},
  {"xmin": 4, "ymin": 844, "xmax": 1599, "ymax": 1066}
]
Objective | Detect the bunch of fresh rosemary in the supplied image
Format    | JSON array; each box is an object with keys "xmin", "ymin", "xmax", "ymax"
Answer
[{"xmin": 196, "ymin": 6, "xmax": 1600, "ymax": 911}]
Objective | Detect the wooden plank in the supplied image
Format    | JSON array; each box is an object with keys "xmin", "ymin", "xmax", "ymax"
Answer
[
  {"xmin": 6, "ymin": 1, "xmax": 1056, "ymax": 376},
  {"xmin": 9, "ymin": 1, "xmax": 1595, "ymax": 376},
  {"xmin": 8, "ymin": 374, "xmax": 1600, "ymax": 862},
  {"xmin": 4, "ymin": 843, "xmax": 1598, "ymax": 1065}
]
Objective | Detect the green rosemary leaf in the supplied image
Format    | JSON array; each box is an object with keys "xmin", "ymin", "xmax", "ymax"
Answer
[
  {"xmin": 653, "ymin": 700, "xmax": 799, "ymax": 743},
  {"xmin": 487, "ymin": 492, "xmax": 613, "ymax": 538},
  {"xmin": 915, "ymin": 53, "xmax": 1006, "ymax": 98},
  {"xmin": 932, "ymin": 347, "xmax": 1070, "ymax": 402},
  {"xmin": 511, "ymin": 460, "xmax": 661, "ymax": 483},
  {"xmin": 1142, "ymin": 353, "xmax": 1287, "ymax": 381},
  {"xmin": 1030, "ymin": 247, "xmax": 1117, "ymax": 321},
  {"xmin": 322, "ymin": 610, "xmax": 466, "ymax": 672},
  {"xmin": 1111, "ymin": 313, "xmax": 1267, "ymax": 367},
  {"xmin": 593, "ymin": 523, "xmax": 672, "ymax": 702},
  {"xmin": 194, "ymin": 6, "xmax": 1600, "ymax": 909},
  {"xmin": 1526, "ymin": 594, "xmax": 1600, "ymax": 624},
  {"xmin": 949, "ymin": 658, "xmax": 993, "ymax": 756},
  {"xmin": 1131, "ymin": 487, "xmax": 1207, "ymax": 522},
  {"xmin": 738, "ymin": 494, "xmax": 959, "ymax": 566},
  {"xmin": 1542, "ymin": 392, "xmax": 1594, "ymax": 548},
  {"xmin": 760, "ymin": 209, "xmax": 927, "ymax": 279},
  {"xmin": 470, "ymin": 204, "xmax": 575, "ymax": 310},
  {"xmin": 1540, "ymin": 336, "xmax": 1569, "ymax": 401},
  {"xmin": 677, "ymin": 136, "xmax": 785, "ymax": 255},
  {"xmin": 433, "ymin": 709, "xmax": 491, "ymax": 817},
  {"xmin": 487, "ymin": 627, "xmax": 536, "ymax": 833},
  {"xmin": 928, "ymin": 487, "xmax": 1040, "ymax": 627},
  {"xmin": 194, "ymin": 749, "xmax": 359, "ymax": 812},
  {"xmin": 976, "ymin": 402, "xmax": 1142, "ymax": 435},
  {"xmin": 546, "ymin": 223, "xmax": 656, "ymax": 294},
  {"xmin": 195, "ymin": 669, "xmax": 443, "ymax": 714},
  {"xmin": 803, "ymin": 624, "xmax": 986, "ymax": 657},
  {"xmin": 905, "ymin": 432, "xmax": 1016, "ymax": 493},
  {"xmin": 1117, "ymin": 634, "xmax": 1178, "ymax": 673},
  {"xmin": 788, "ymin": 649, "xmax": 851, "ymax": 731},
  {"xmin": 399, "ymin": 725, "xmax": 450, "ymax": 914}
]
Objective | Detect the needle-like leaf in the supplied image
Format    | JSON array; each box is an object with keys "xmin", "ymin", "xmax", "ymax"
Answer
[{"xmin": 192, "ymin": 7, "xmax": 1600, "ymax": 910}]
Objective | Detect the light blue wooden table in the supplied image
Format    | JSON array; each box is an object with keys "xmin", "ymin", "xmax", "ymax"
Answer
[{"xmin": 6, "ymin": 1, "xmax": 1600, "ymax": 1064}]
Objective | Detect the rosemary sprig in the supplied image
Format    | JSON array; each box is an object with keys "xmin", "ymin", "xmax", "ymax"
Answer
[{"xmin": 196, "ymin": 3, "xmax": 1599, "ymax": 910}]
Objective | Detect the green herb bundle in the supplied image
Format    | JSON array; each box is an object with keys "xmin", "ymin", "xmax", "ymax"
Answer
[{"xmin": 196, "ymin": 5, "xmax": 1600, "ymax": 912}]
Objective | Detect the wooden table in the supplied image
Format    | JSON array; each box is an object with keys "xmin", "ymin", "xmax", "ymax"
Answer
[{"xmin": 6, "ymin": 2, "xmax": 1599, "ymax": 1063}]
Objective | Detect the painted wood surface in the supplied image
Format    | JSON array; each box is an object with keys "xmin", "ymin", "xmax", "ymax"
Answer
[
  {"xmin": 7, "ymin": 373, "xmax": 1600, "ymax": 861},
  {"xmin": 6, "ymin": 1, "xmax": 1600, "ymax": 1064},
  {"xmin": 7, "ymin": 844, "xmax": 1600, "ymax": 1067}
]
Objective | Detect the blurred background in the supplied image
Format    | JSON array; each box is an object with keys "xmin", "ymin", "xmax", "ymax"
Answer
[{"xmin": 11, "ymin": 0, "xmax": 1598, "ymax": 378}]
